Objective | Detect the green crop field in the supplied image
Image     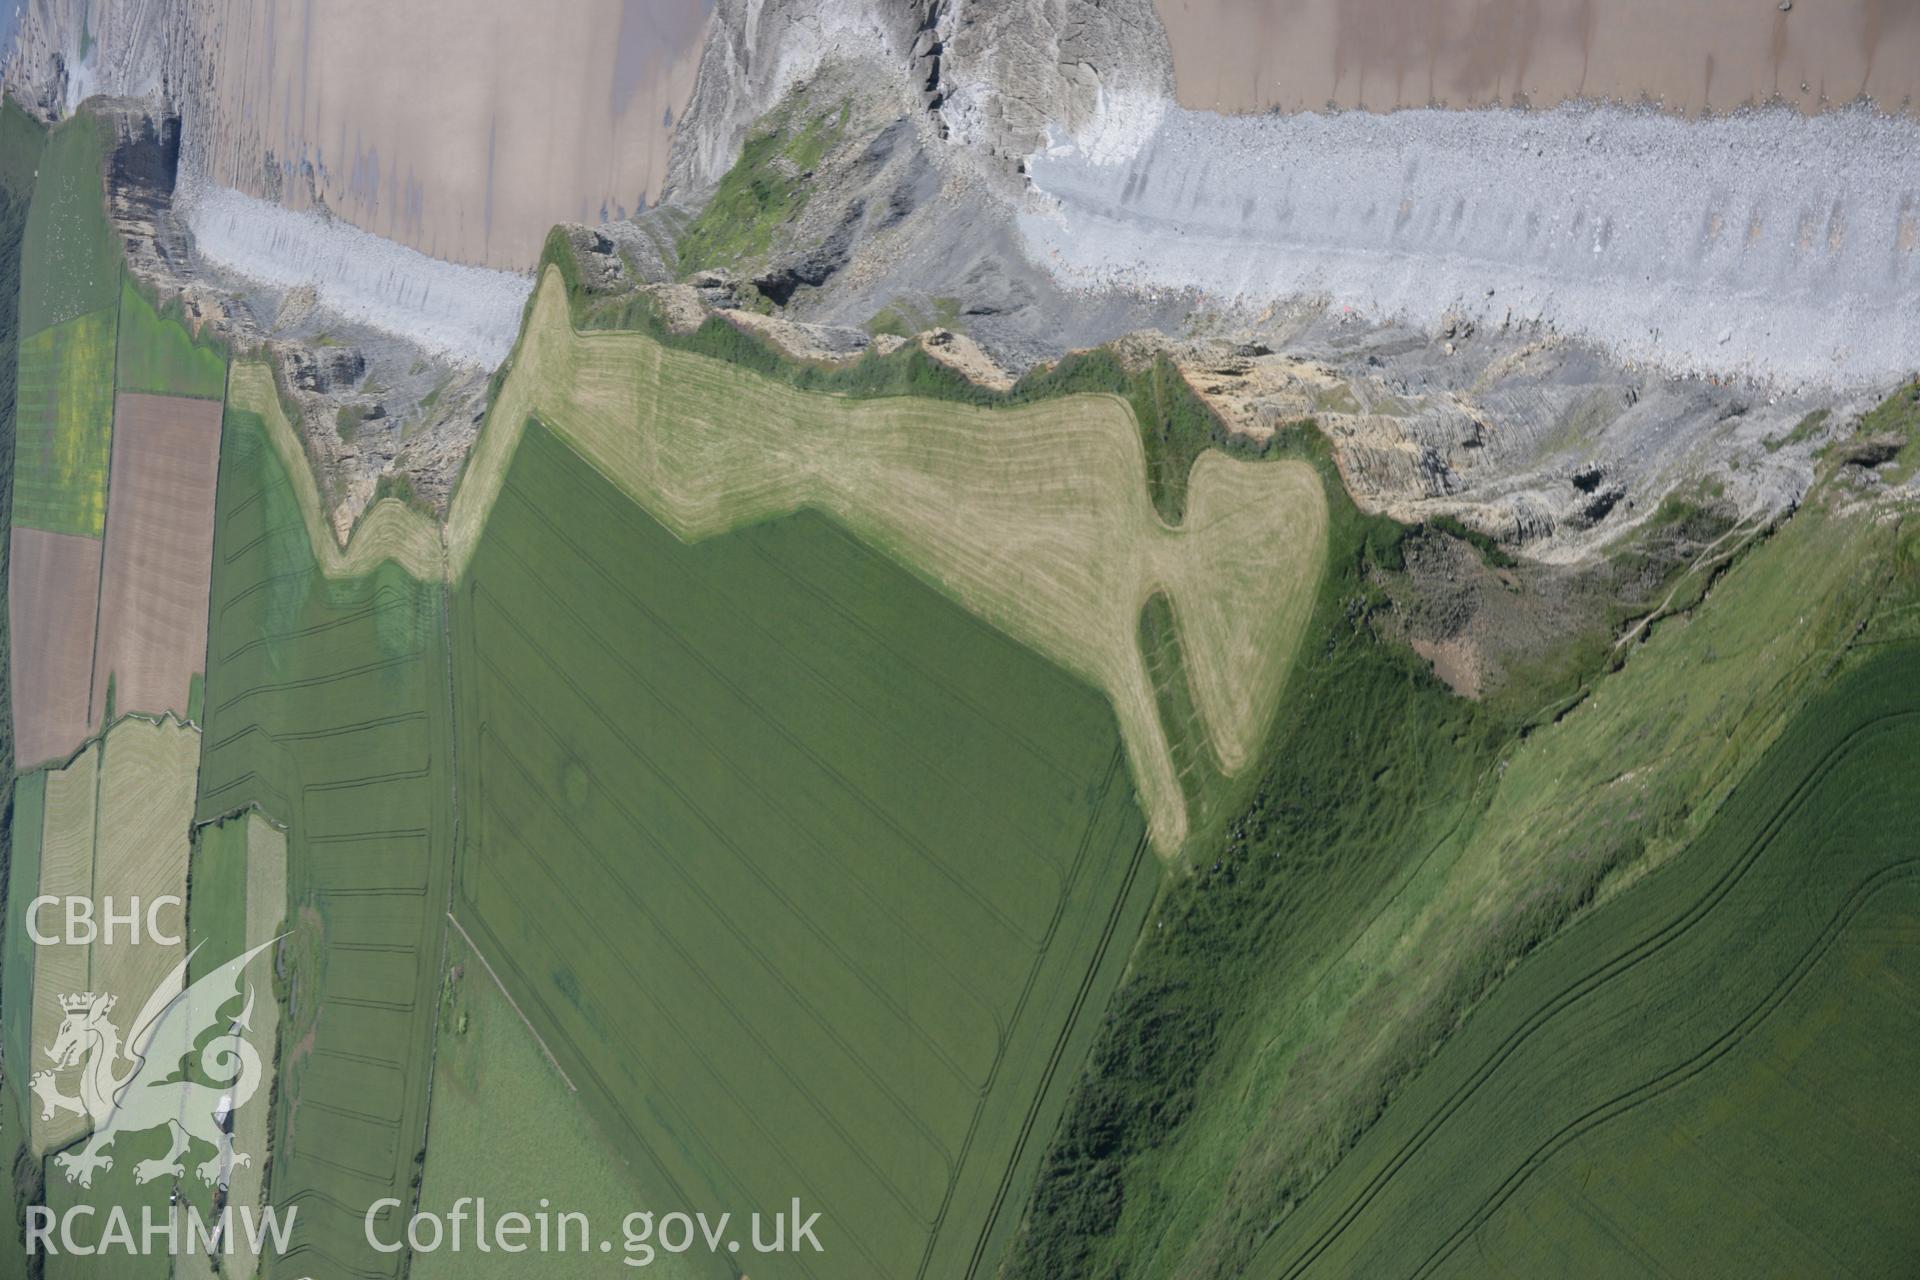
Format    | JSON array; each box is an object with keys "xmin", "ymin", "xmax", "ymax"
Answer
[
  {"xmin": 115, "ymin": 273, "xmax": 227, "ymax": 399},
  {"xmin": 1249, "ymin": 643, "xmax": 1920, "ymax": 1278},
  {"xmin": 415, "ymin": 932, "xmax": 703, "ymax": 1279},
  {"xmin": 196, "ymin": 407, "xmax": 452, "ymax": 1280},
  {"xmin": 222, "ymin": 256, "xmax": 1328, "ymax": 857},
  {"xmin": 176, "ymin": 810, "xmax": 286, "ymax": 1280},
  {"xmin": 187, "ymin": 813, "xmax": 250, "ymax": 985},
  {"xmin": 17, "ymin": 111, "xmax": 118, "ymax": 338},
  {"xmin": 13, "ymin": 307, "xmax": 115, "ymax": 536},
  {"xmin": 449, "ymin": 420, "xmax": 1157, "ymax": 1280},
  {"xmin": 40, "ymin": 1139, "xmax": 170, "ymax": 1280}
]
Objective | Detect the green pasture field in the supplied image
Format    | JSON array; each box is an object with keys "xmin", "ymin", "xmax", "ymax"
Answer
[
  {"xmin": 196, "ymin": 407, "xmax": 452, "ymax": 1280},
  {"xmin": 1250, "ymin": 643, "xmax": 1920, "ymax": 1278},
  {"xmin": 414, "ymin": 933, "xmax": 703, "ymax": 1279},
  {"xmin": 115, "ymin": 273, "xmax": 227, "ymax": 399},
  {"xmin": 18, "ymin": 111, "xmax": 118, "ymax": 338},
  {"xmin": 40, "ymin": 1143, "xmax": 170, "ymax": 1280},
  {"xmin": 0, "ymin": 98, "xmax": 44, "ymax": 194},
  {"xmin": 449, "ymin": 420, "xmax": 1157, "ymax": 1280},
  {"xmin": 13, "ymin": 307, "xmax": 115, "ymax": 536},
  {"xmin": 174, "ymin": 811, "xmax": 286, "ymax": 1280},
  {"xmin": 3, "ymin": 770, "xmax": 46, "ymax": 1123}
]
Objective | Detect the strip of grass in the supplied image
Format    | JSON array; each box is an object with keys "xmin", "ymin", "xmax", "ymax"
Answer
[
  {"xmin": 1137, "ymin": 592, "xmax": 1229, "ymax": 835},
  {"xmin": 186, "ymin": 814, "xmax": 248, "ymax": 985},
  {"xmin": 171, "ymin": 812, "xmax": 284, "ymax": 1280},
  {"xmin": 17, "ymin": 111, "xmax": 117, "ymax": 338},
  {"xmin": 450, "ymin": 420, "xmax": 1156, "ymax": 1280},
  {"xmin": 113, "ymin": 272, "xmax": 227, "ymax": 399},
  {"xmin": 196, "ymin": 407, "xmax": 452, "ymax": 1280},
  {"xmin": 0, "ymin": 1071, "xmax": 38, "ymax": 1276},
  {"xmin": 28, "ymin": 741, "xmax": 96, "ymax": 1156}
]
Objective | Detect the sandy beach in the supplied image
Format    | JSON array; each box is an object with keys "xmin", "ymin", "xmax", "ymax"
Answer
[
  {"xmin": 1155, "ymin": 0, "xmax": 1920, "ymax": 115},
  {"xmin": 181, "ymin": 0, "xmax": 710, "ymax": 269}
]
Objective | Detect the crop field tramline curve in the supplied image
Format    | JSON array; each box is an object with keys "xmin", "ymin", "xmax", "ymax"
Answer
[
  {"xmin": 1411, "ymin": 861, "xmax": 1917, "ymax": 1280},
  {"xmin": 228, "ymin": 269, "xmax": 1326, "ymax": 853},
  {"xmin": 1251, "ymin": 651, "xmax": 1920, "ymax": 1280},
  {"xmin": 474, "ymin": 770, "xmax": 944, "ymax": 1224},
  {"xmin": 466, "ymin": 661, "xmax": 973, "ymax": 1215},
  {"xmin": 1264, "ymin": 706, "xmax": 1914, "ymax": 1279}
]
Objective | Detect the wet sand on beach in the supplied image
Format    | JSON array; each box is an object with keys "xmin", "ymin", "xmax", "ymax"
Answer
[
  {"xmin": 186, "ymin": 0, "xmax": 711, "ymax": 270},
  {"xmin": 1155, "ymin": 0, "xmax": 1920, "ymax": 116}
]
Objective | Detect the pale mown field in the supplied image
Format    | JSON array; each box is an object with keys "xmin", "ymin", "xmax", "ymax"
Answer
[
  {"xmin": 28, "ymin": 741, "xmax": 99, "ymax": 1155},
  {"xmin": 87, "ymin": 717, "xmax": 199, "ymax": 1076},
  {"xmin": 24, "ymin": 719, "xmax": 200, "ymax": 1157},
  {"xmin": 230, "ymin": 268, "xmax": 1327, "ymax": 851}
]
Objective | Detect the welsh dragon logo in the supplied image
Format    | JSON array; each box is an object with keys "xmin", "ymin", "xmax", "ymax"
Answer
[{"xmin": 28, "ymin": 937, "xmax": 279, "ymax": 1190}]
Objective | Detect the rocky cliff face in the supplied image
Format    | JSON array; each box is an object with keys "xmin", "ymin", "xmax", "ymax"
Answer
[
  {"xmin": 8, "ymin": 0, "xmax": 1903, "ymax": 577},
  {"xmin": 4, "ymin": 0, "xmax": 183, "ymax": 119},
  {"xmin": 927, "ymin": 0, "xmax": 1173, "ymax": 166},
  {"xmin": 657, "ymin": 0, "xmax": 1897, "ymax": 570},
  {"xmin": 667, "ymin": 0, "xmax": 1175, "ymax": 200},
  {"xmin": 666, "ymin": 0, "xmax": 916, "ymax": 195}
]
